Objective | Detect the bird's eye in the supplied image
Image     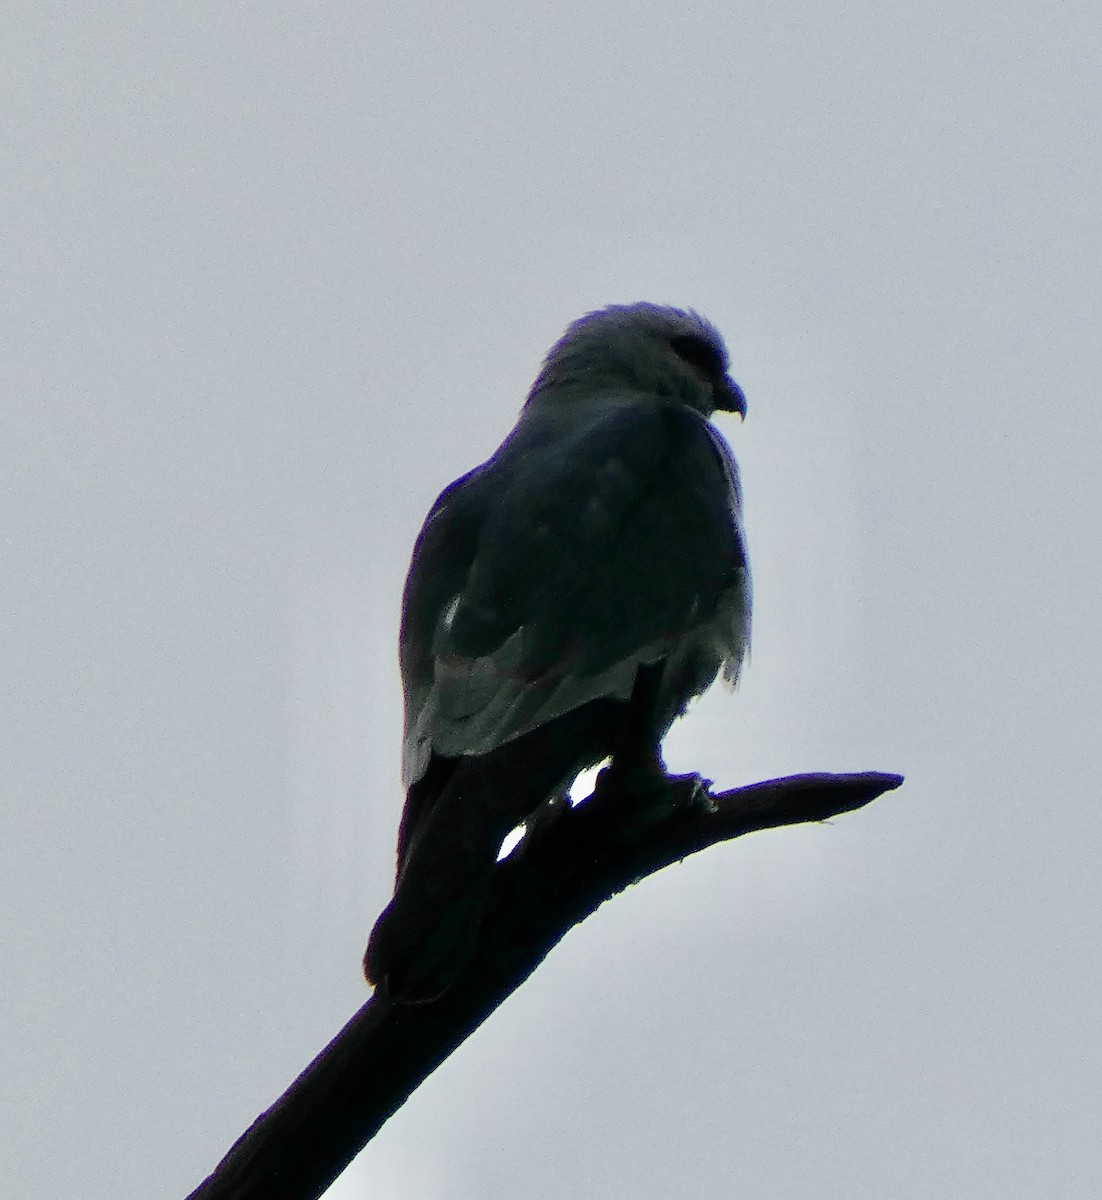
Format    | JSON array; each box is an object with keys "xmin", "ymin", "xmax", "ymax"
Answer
[{"xmin": 668, "ymin": 334, "xmax": 721, "ymax": 376}]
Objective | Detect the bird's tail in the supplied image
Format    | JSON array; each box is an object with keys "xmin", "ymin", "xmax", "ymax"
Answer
[
  {"xmin": 364, "ymin": 698, "xmax": 623, "ymax": 1003},
  {"xmin": 364, "ymin": 763, "xmax": 525, "ymax": 1004}
]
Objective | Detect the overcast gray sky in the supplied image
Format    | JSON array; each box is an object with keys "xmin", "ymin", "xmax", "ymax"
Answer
[{"xmin": 4, "ymin": 3, "xmax": 1101, "ymax": 1197}]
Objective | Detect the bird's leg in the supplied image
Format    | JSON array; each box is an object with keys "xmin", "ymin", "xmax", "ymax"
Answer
[
  {"xmin": 607, "ymin": 660, "xmax": 667, "ymax": 778},
  {"xmin": 597, "ymin": 661, "xmax": 712, "ymax": 819},
  {"xmin": 504, "ymin": 791, "xmax": 572, "ymax": 865},
  {"xmin": 519, "ymin": 791, "xmax": 570, "ymax": 842},
  {"xmin": 598, "ymin": 661, "xmax": 669, "ymax": 805}
]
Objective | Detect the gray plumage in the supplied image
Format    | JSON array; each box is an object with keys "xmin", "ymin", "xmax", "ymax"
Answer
[{"xmin": 366, "ymin": 302, "xmax": 751, "ymax": 1002}]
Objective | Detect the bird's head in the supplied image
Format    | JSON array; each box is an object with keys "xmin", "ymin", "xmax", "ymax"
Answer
[{"xmin": 526, "ymin": 303, "xmax": 746, "ymax": 419}]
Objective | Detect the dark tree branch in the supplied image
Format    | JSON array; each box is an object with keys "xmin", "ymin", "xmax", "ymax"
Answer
[{"xmin": 185, "ymin": 769, "xmax": 902, "ymax": 1200}]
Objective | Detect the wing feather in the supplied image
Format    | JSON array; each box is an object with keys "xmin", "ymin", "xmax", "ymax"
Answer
[{"xmin": 400, "ymin": 397, "xmax": 748, "ymax": 786}]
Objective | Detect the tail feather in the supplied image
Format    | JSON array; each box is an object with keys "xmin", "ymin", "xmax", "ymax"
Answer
[
  {"xmin": 365, "ymin": 695, "xmax": 626, "ymax": 1003},
  {"xmin": 364, "ymin": 783, "xmax": 506, "ymax": 1002}
]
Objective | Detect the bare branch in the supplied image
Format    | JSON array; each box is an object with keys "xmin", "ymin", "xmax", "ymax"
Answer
[{"xmin": 185, "ymin": 769, "xmax": 902, "ymax": 1200}]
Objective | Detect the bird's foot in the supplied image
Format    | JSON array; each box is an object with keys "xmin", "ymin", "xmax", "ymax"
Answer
[{"xmin": 595, "ymin": 763, "xmax": 714, "ymax": 823}]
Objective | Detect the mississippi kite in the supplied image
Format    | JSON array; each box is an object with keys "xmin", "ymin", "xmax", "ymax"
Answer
[{"xmin": 365, "ymin": 303, "xmax": 751, "ymax": 1002}]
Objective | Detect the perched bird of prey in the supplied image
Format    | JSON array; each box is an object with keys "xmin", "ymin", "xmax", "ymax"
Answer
[{"xmin": 365, "ymin": 303, "xmax": 751, "ymax": 1003}]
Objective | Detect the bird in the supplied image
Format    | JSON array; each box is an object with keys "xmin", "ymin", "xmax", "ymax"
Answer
[{"xmin": 364, "ymin": 302, "xmax": 751, "ymax": 1003}]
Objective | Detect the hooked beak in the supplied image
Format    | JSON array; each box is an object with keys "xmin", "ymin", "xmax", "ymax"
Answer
[{"xmin": 715, "ymin": 375, "xmax": 747, "ymax": 420}]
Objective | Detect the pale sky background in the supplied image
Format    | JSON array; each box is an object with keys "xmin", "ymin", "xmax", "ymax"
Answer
[{"xmin": 4, "ymin": 3, "xmax": 1101, "ymax": 1198}]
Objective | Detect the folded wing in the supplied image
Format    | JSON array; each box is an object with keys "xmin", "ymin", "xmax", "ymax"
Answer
[{"xmin": 400, "ymin": 396, "xmax": 750, "ymax": 788}]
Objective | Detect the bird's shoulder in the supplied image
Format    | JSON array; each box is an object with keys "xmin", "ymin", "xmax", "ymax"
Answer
[
  {"xmin": 492, "ymin": 393, "xmax": 735, "ymax": 518},
  {"xmin": 407, "ymin": 394, "xmax": 730, "ymax": 564}
]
